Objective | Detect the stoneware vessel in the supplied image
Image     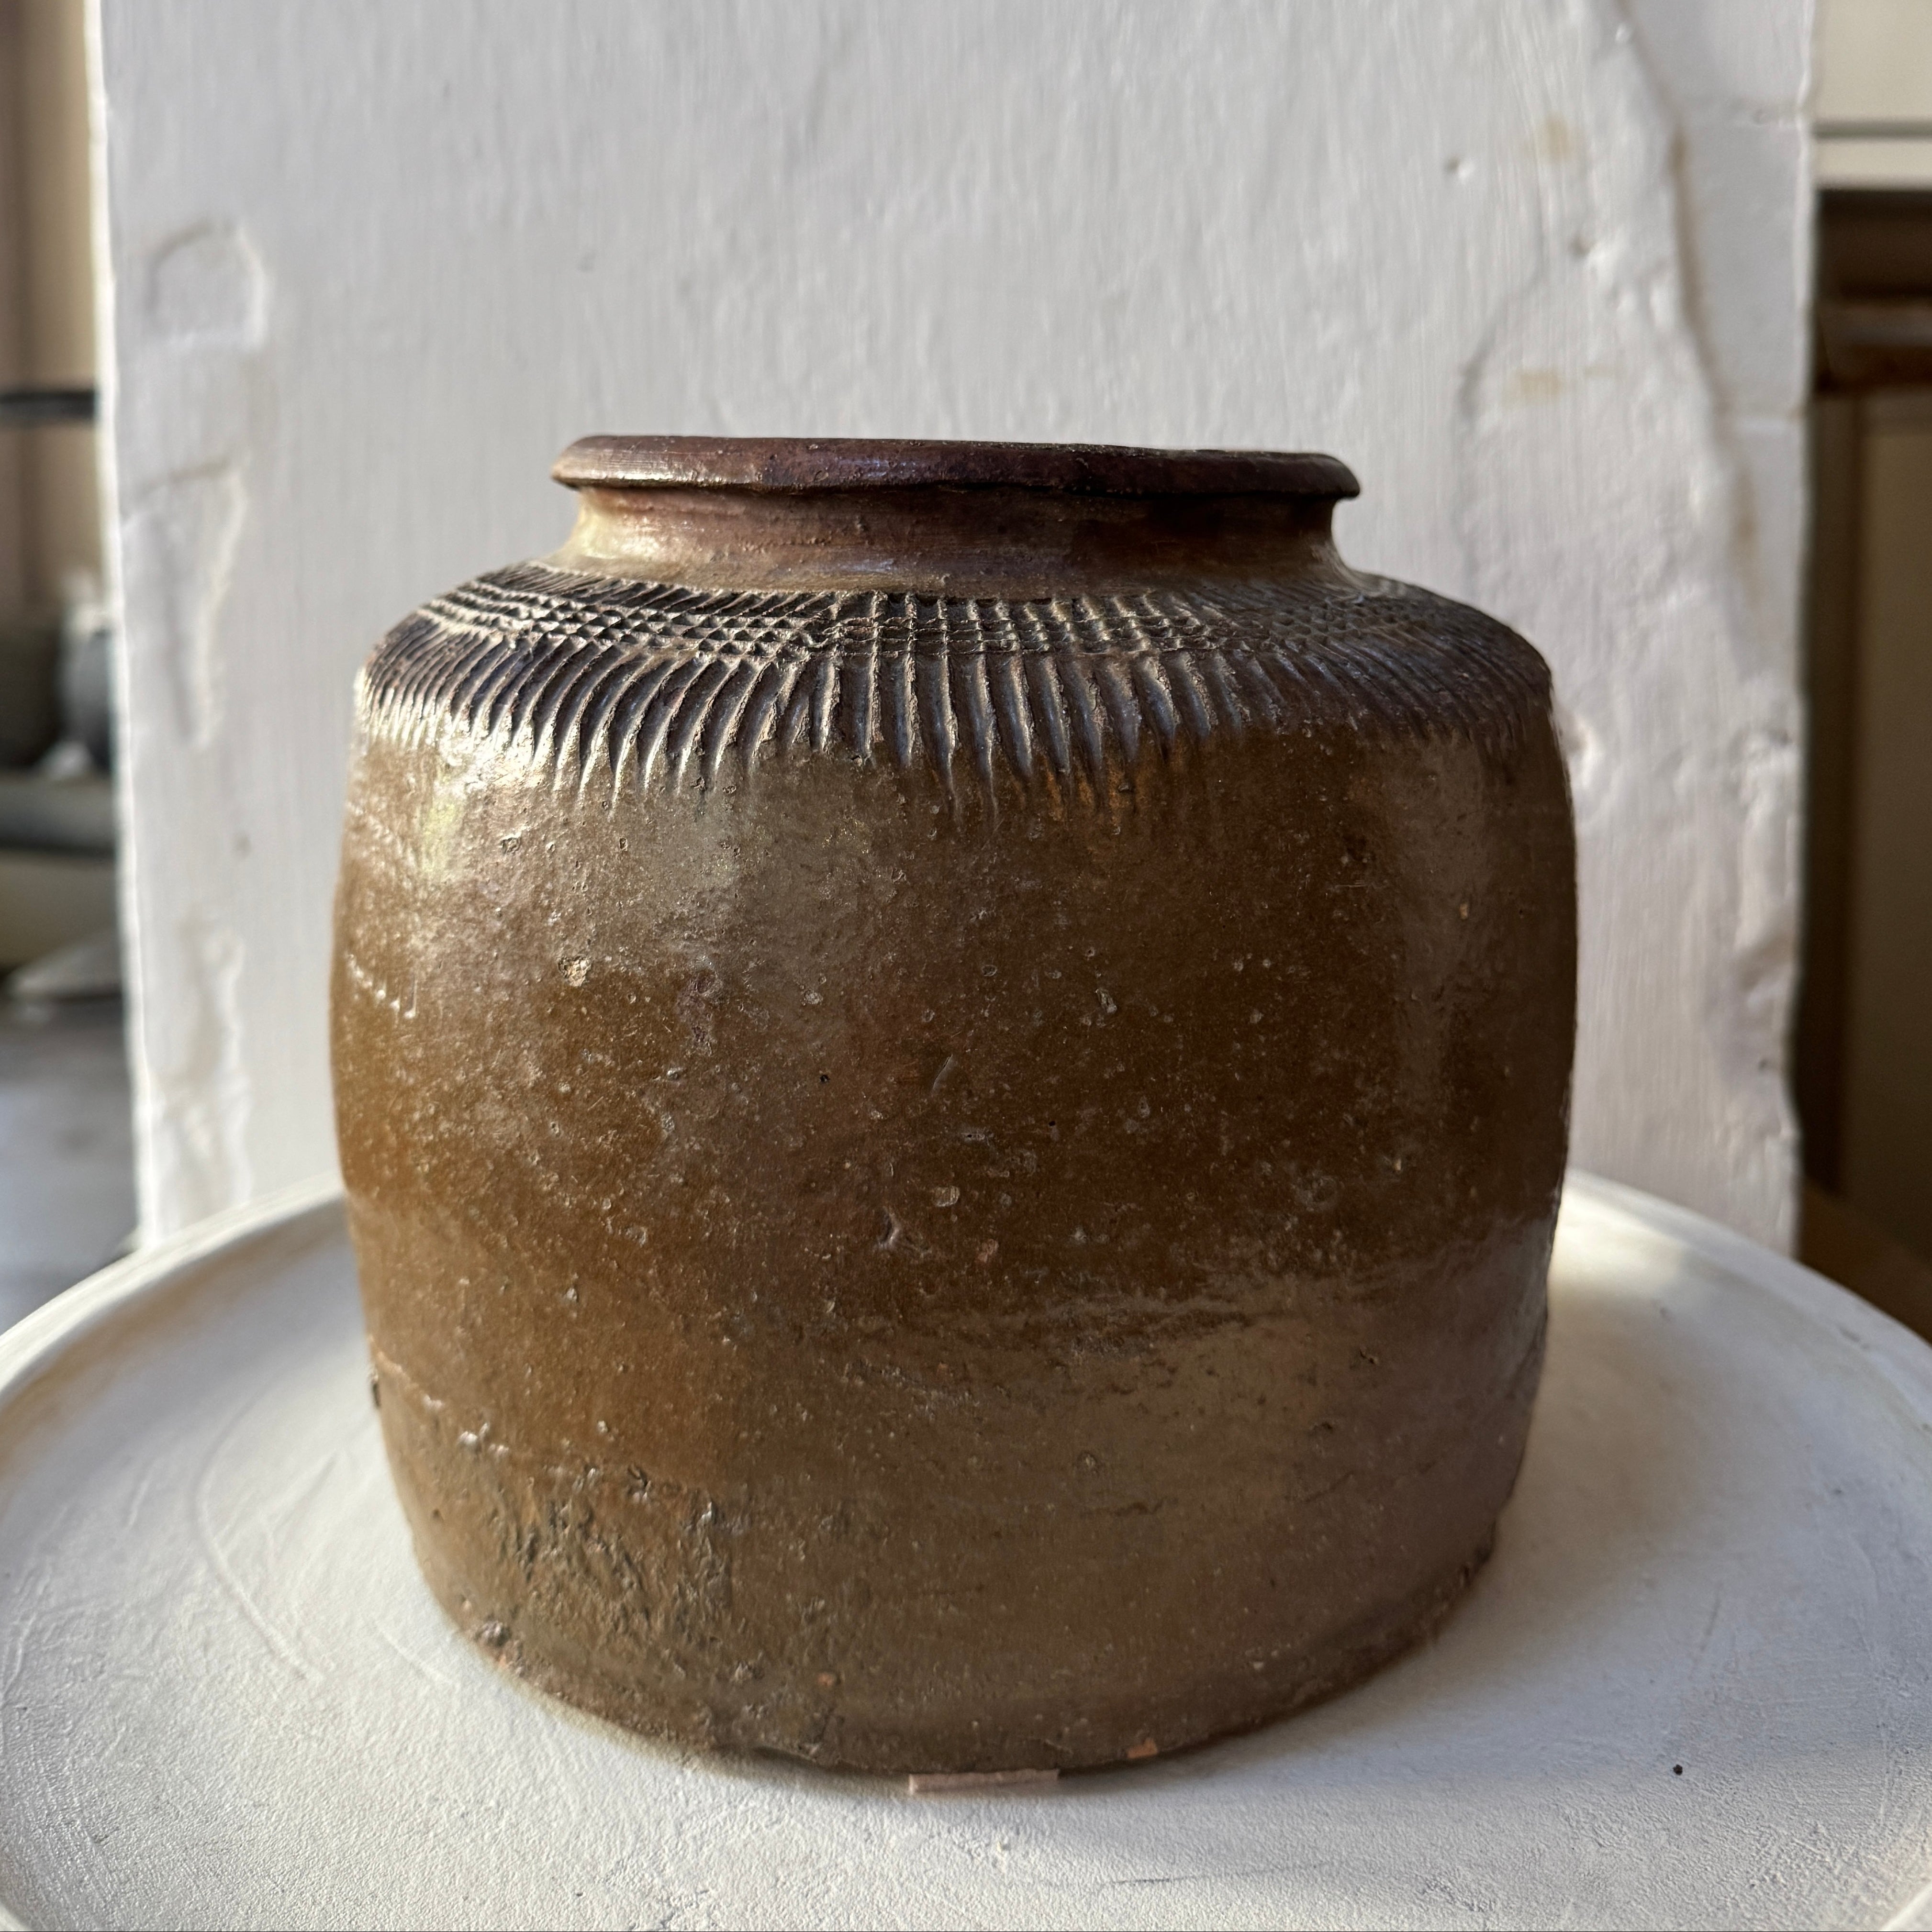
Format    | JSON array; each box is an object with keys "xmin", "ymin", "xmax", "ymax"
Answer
[{"xmin": 332, "ymin": 436, "xmax": 1576, "ymax": 1775}]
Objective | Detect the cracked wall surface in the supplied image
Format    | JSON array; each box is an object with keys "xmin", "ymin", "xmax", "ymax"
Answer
[{"xmin": 96, "ymin": 0, "xmax": 1811, "ymax": 1244}]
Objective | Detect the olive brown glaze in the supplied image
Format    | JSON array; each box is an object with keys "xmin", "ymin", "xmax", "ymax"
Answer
[{"xmin": 331, "ymin": 437, "xmax": 1576, "ymax": 1774}]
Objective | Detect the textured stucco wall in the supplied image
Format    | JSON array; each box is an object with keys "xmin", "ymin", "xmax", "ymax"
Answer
[{"xmin": 92, "ymin": 0, "xmax": 1811, "ymax": 1244}]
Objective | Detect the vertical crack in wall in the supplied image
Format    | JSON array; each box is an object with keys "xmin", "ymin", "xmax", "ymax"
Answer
[
  {"xmin": 1618, "ymin": 0, "xmax": 1803, "ymax": 1236},
  {"xmin": 1450, "ymin": 0, "xmax": 1800, "ymax": 1244}
]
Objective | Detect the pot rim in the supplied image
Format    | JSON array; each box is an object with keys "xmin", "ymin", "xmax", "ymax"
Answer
[{"xmin": 552, "ymin": 435, "xmax": 1360, "ymax": 500}]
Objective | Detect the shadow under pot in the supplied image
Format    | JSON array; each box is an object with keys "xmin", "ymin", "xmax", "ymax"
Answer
[{"xmin": 331, "ymin": 435, "xmax": 1577, "ymax": 1775}]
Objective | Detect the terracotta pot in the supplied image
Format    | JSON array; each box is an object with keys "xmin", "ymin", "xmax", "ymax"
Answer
[{"xmin": 332, "ymin": 437, "xmax": 1575, "ymax": 1774}]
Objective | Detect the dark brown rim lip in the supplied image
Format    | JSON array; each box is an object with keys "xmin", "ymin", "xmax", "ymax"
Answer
[{"xmin": 553, "ymin": 435, "xmax": 1360, "ymax": 500}]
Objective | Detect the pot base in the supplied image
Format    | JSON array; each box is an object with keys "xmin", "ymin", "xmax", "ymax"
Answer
[
  {"xmin": 372, "ymin": 1317, "xmax": 1533, "ymax": 1777},
  {"xmin": 419, "ymin": 1514, "xmax": 1496, "ymax": 1777}
]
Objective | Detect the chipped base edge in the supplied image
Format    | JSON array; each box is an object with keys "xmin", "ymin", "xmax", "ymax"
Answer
[{"xmin": 905, "ymin": 1768, "xmax": 1062, "ymax": 1795}]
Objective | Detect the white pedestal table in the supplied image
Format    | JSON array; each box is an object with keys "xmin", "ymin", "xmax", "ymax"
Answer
[{"xmin": 1, "ymin": 1175, "xmax": 1931, "ymax": 1930}]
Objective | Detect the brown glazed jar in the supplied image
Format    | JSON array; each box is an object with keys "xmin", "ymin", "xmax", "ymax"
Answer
[{"xmin": 333, "ymin": 437, "xmax": 1575, "ymax": 1775}]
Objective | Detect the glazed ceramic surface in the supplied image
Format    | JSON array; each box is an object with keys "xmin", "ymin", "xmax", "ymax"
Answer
[{"xmin": 331, "ymin": 438, "xmax": 1576, "ymax": 1772}]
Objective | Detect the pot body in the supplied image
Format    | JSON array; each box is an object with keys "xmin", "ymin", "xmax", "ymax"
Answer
[{"xmin": 333, "ymin": 441, "xmax": 1575, "ymax": 1773}]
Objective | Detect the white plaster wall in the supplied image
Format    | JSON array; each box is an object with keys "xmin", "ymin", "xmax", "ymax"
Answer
[{"xmin": 92, "ymin": 0, "xmax": 1811, "ymax": 1245}]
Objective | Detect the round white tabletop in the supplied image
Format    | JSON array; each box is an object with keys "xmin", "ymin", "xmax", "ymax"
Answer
[{"xmin": 1, "ymin": 1174, "xmax": 1930, "ymax": 1931}]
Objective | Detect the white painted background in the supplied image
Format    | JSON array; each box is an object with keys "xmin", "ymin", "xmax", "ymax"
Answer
[{"xmin": 92, "ymin": 0, "xmax": 1812, "ymax": 1246}]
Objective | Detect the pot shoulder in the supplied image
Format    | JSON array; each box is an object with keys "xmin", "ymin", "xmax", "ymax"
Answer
[{"xmin": 355, "ymin": 563, "xmax": 1555, "ymax": 799}]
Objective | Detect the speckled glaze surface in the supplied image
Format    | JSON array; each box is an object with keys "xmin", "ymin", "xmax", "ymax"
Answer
[{"xmin": 331, "ymin": 438, "xmax": 1576, "ymax": 1775}]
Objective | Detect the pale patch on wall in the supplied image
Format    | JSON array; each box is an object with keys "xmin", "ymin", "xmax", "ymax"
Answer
[
  {"xmin": 106, "ymin": 212, "xmax": 270, "ymax": 1233},
  {"xmin": 120, "ymin": 464, "xmax": 245, "ymax": 746},
  {"xmin": 137, "ymin": 912, "xmax": 252, "ymax": 1228},
  {"xmin": 146, "ymin": 223, "xmax": 266, "ymax": 349}
]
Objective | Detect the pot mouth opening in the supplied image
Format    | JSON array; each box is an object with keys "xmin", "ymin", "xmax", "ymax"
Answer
[{"xmin": 553, "ymin": 435, "xmax": 1360, "ymax": 501}]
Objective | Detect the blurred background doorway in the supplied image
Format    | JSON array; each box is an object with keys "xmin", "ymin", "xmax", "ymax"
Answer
[
  {"xmin": 1800, "ymin": 0, "xmax": 1932, "ymax": 1335},
  {"xmin": 0, "ymin": 0, "xmax": 131, "ymax": 1327}
]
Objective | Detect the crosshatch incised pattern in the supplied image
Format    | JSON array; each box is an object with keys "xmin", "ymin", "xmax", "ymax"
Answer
[{"xmin": 357, "ymin": 563, "xmax": 1552, "ymax": 799}]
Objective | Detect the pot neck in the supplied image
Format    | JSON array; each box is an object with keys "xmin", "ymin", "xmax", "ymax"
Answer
[{"xmin": 548, "ymin": 483, "xmax": 1354, "ymax": 599}]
